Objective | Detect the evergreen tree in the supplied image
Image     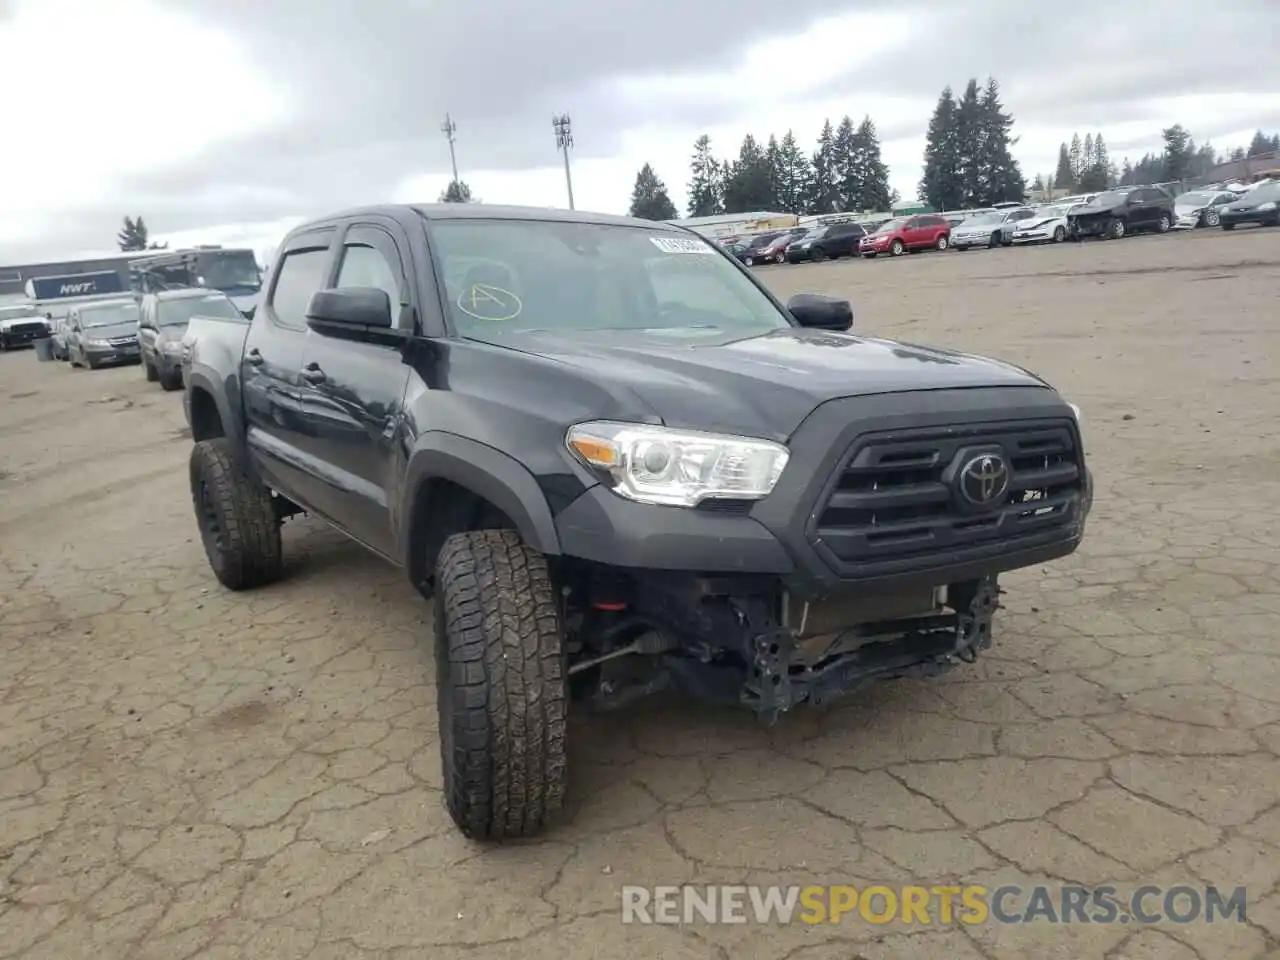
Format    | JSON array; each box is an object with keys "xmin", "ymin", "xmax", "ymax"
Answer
[
  {"xmin": 1083, "ymin": 133, "xmax": 1095, "ymax": 172},
  {"xmin": 117, "ymin": 216, "xmax": 149, "ymax": 251},
  {"xmin": 1162, "ymin": 124, "xmax": 1193, "ymax": 181},
  {"xmin": 1229, "ymin": 146, "xmax": 1246, "ymax": 162},
  {"xmin": 627, "ymin": 164, "xmax": 678, "ymax": 220},
  {"xmin": 953, "ymin": 79, "xmax": 984, "ymax": 206},
  {"xmin": 1077, "ymin": 132, "xmax": 1111, "ymax": 191},
  {"xmin": 687, "ymin": 135, "xmax": 724, "ymax": 217},
  {"xmin": 807, "ymin": 120, "xmax": 839, "ymax": 214},
  {"xmin": 722, "ymin": 134, "xmax": 774, "ymax": 213},
  {"xmin": 1068, "ymin": 133, "xmax": 1083, "ymax": 183},
  {"xmin": 1247, "ymin": 130, "xmax": 1274, "ymax": 157},
  {"xmin": 1031, "ymin": 173, "xmax": 1045, "ymax": 192},
  {"xmin": 831, "ymin": 115, "xmax": 859, "ymax": 211},
  {"xmin": 764, "ymin": 135, "xmax": 784, "ymax": 211},
  {"xmin": 1120, "ymin": 158, "xmax": 1133, "ymax": 183},
  {"xmin": 774, "ymin": 130, "xmax": 813, "ymax": 214},
  {"xmin": 1053, "ymin": 144, "xmax": 1074, "ymax": 191},
  {"xmin": 851, "ymin": 116, "xmax": 892, "ymax": 212},
  {"xmin": 919, "ymin": 87, "xmax": 962, "ymax": 211},
  {"xmin": 977, "ymin": 78, "xmax": 1025, "ymax": 204},
  {"xmin": 439, "ymin": 180, "xmax": 474, "ymax": 203}
]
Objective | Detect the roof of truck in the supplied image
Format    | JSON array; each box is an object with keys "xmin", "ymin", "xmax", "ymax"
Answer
[{"xmin": 288, "ymin": 203, "xmax": 682, "ymax": 232}]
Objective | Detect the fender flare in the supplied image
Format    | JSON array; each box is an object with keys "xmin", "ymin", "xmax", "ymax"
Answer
[
  {"xmin": 184, "ymin": 367, "xmax": 246, "ymax": 457},
  {"xmin": 400, "ymin": 432, "xmax": 562, "ymax": 563}
]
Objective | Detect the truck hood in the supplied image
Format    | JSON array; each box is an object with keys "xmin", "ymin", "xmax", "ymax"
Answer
[{"xmin": 497, "ymin": 326, "xmax": 1048, "ymax": 440}]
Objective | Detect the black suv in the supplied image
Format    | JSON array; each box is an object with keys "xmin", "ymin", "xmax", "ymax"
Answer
[
  {"xmin": 183, "ymin": 203, "xmax": 1092, "ymax": 840},
  {"xmin": 1068, "ymin": 187, "xmax": 1176, "ymax": 240},
  {"xmin": 786, "ymin": 221, "xmax": 868, "ymax": 262}
]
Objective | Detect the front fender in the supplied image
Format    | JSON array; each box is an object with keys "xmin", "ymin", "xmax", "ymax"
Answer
[
  {"xmin": 400, "ymin": 432, "xmax": 562, "ymax": 564},
  {"xmin": 184, "ymin": 365, "xmax": 246, "ymax": 458}
]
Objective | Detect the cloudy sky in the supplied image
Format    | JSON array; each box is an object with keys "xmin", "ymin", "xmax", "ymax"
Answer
[{"xmin": 1, "ymin": 0, "xmax": 1277, "ymax": 264}]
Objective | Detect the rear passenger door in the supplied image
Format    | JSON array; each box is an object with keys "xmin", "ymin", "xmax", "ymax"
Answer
[
  {"xmin": 242, "ymin": 227, "xmax": 337, "ymax": 506},
  {"xmin": 294, "ymin": 219, "xmax": 415, "ymax": 559}
]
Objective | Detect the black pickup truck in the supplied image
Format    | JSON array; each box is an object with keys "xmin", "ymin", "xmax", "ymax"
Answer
[{"xmin": 184, "ymin": 203, "xmax": 1092, "ymax": 840}]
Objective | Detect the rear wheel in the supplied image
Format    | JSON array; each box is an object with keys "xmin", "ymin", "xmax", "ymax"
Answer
[
  {"xmin": 1156, "ymin": 213, "xmax": 1171, "ymax": 233},
  {"xmin": 189, "ymin": 438, "xmax": 283, "ymax": 590},
  {"xmin": 435, "ymin": 529, "xmax": 568, "ymax": 840},
  {"xmin": 936, "ymin": 234, "xmax": 949, "ymax": 251}
]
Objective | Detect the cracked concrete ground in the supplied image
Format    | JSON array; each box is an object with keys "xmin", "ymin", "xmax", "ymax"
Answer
[{"xmin": 1, "ymin": 227, "xmax": 1278, "ymax": 959}]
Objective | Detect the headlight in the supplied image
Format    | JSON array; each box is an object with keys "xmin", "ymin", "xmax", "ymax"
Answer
[
  {"xmin": 566, "ymin": 421, "xmax": 789, "ymax": 507},
  {"xmin": 86, "ymin": 338, "xmax": 109, "ymax": 348},
  {"xmin": 1256, "ymin": 201, "xmax": 1276, "ymax": 212}
]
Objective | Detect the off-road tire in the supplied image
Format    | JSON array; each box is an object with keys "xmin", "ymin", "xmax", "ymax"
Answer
[
  {"xmin": 434, "ymin": 529, "xmax": 568, "ymax": 841},
  {"xmin": 189, "ymin": 438, "xmax": 283, "ymax": 591},
  {"xmin": 144, "ymin": 356, "xmax": 159, "ymax": 381}
]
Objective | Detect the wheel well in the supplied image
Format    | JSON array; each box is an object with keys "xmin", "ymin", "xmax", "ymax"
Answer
[
  {"xmin": 408, "ymin": 477, "xmax": 516, "ymax": 594},
  {"xmin": 188, "ymin": 388, "xmax": 225, "ymax": 441}
]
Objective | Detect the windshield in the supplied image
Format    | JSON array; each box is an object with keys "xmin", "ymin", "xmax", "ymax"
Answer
[
  {"xmin": 158, "ymin": 293, "xmax": 242, "ymax": 326},
  {"xmin": 873, "ymin": 218, "xmax": 908, "ymax": 234},
  {"xmin": 1090, "ymin": 191, "xmax": 1128, "ymax": 207},
  {"xmin": 0, "ymin": 305, "xmax": 39, "ymax": 322},
  {"xmin": 428, "ymin": 219, "xmax": 791, "ymax": 342},
  {"xmin": 1034, "ymin": 206, "xmax": 1069, "ymax": 218},
  {"xmin": 960, "ymin": 212, "xmax": 1002, "ymax": 226},
  {"xmin": 197, "ymin": 252, "xmax": 262, "ymax": 293},
  {"xmin": 1176, "ymin": 192, "xmax": 1215, "ymax": 206},
  {"xmin": 79, "ymin": 301, "xmax": 140, "ymax": 328}
]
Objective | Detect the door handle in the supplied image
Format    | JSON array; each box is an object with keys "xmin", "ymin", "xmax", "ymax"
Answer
[
  {"xmin": 300, "ymin": 363, "xmax": 326, "ymax": 384},
  {"xmin": 245, "ymin": 348, "xmax": 265, "ymax": 366}
]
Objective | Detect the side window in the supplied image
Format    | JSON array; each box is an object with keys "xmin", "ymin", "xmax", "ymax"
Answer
[
  {"xmin": 335, "ymin": 243, "xmax": 401, "ymax": 303},
  {"xmin": 267, "ymin": 248, "xmax": 331, "ymax": 328}
]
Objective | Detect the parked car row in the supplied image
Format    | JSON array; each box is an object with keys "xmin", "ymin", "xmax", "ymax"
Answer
[{"xmin": 718, "ymin": 179, "xmax": 1279, "ymax": 268}]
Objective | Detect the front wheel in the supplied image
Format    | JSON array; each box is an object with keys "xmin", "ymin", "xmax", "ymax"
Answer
[
  {"xmin": 435, "ymin": 529, "xmax": 568, "ymax": 841},
  {"xmin": 1106, "ymin": 217, "xmax": 1126, "ymax": 240},
  {"xmin": 189, "ymin": 438, "xmax": 283, "ymax": 590},
  {"xmin": 890, "ymin": 239, "xmax": 905, "ymax": 256},
  {"xmin": 1204, "ymin": 209, "xmax": 1220, "ymax": 227},
  {"xmin": 1052, "ymin": 226, "xmax": 1066, "ymax": 242}
]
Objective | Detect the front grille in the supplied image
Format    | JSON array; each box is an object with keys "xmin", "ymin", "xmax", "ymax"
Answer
[
  {"xmin": 108, "ymin": 336, "xmax": 137, "ymax": 347},
  {"xmin": 811, "ymin": 420, "xmax": 1084, "ymax": 567},
  {"xmin": 10, "ymin": 322, "xmax": 45, "ymax": 337}
]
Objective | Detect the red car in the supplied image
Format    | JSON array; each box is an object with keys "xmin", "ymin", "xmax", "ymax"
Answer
[{"xmin": 859, "ymin": 214, "xmax": 951, "ymax": 258}]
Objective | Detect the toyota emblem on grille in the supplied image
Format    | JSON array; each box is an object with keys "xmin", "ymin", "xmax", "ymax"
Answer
[{"xmin": 958, "ymin": 453, "xmax": 1010, "ymax": 507}]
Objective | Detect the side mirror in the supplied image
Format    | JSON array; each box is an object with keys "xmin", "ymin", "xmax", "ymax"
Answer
[
  {"xmin": 787, "ymin": 293, "xmax": 853, "ymax": 332},
  {"xmin": 306, "ymin": 287, "xmax": 394, "ymax": 332}
]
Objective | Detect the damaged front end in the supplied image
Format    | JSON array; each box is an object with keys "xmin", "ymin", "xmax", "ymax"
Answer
[{"xmin": 560, "ymin": 572, "xmax": 1001, "ymax": 725}]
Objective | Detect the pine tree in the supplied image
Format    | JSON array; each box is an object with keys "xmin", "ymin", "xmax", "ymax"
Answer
[
  {"xmin": 1054, "ymin": 144, "xmax": 1074, "ymax": 191},
  {"xmin": 774, "ymin": 130, "xmax": 813, "ymax": 214},
  {"xmin": 439, "ymin": 180, "xmax": 474, "ymax": 203},
  {"xmin": 1031, "ymin": 174, "xmax": 1045, "ymax": 192},
  {"xmin": 764, "ymin": 135, "xmax": 784, "ymax": 212},
  {"xmin": 1068, "ymin": 134, "xmax": 1083, "ymax": 183},
  {"xmin": 628, "ymin": 164, "xmax": 678, "ymax": 220},
  {"xmin": 1120, "ymin": 158, "xmax": 1133, "ymax": 184},
  {"xmin": 953, "ymin": 79, "xmax": 983, "ymax": 206},
  {"xmin": 977, "ymin": 78, "xmax": 1025, "ymax": 204},
  {"xmin": 919, "ymin": 87, "xmax": 962, "ymax": 211},
  {"xmin": 831, "ymin": 116, "xmax": 859, "ymax": 211},
  {"xmin": 807, "ymin": 120, "xmax": 839, "ymax": 214},
  {"xmin": 1162, "ymin": 124, "xmax": 1193, "ymax": 181},
  {"xmin": 1083, "ymin": 133, "xmax": 1095, "ymax": 172},
  {"xmin": 722, "ymin": 134, "xmax": 774, "ymax": 213},
  {"xmin": 117, "ymin": 216, "xmax": 149, "ymax": 251},
  {"xmin": 1247, "ymin": 130, "xmax": 1273, "ymax": 157},
  {"xmin": 687, "ymin": 135, "xmax": 724, "ymax": 217},
  {"xmin": 851, "ymin": 116, "xmax": 892, "ymax": 212}
]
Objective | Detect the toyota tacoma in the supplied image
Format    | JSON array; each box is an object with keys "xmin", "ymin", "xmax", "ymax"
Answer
[{"xmin": 182, "ymin": 204, "xmax": 1092, "ymax": 840}]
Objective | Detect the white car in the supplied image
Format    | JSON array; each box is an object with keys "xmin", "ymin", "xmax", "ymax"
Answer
[
  {"xmin": 1173, "ymin": 190, "xmax": 1238, "ymax": 229},
  {"xmin": 951, "ymin": 208, "xmax": 1035, "ymax": 250},
  {"xmin": 1011, "ymin": 204, "xmax": 1078, "ymax": 245}
]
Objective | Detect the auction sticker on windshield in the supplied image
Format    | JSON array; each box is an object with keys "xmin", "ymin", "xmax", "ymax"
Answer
[
  {"xmin": 649, "ymin": 236, "xmax": 715, "ymax": 255},
  {"xmin": 457, "ymin": 283, "xmax": 522, "ymax": 321}
]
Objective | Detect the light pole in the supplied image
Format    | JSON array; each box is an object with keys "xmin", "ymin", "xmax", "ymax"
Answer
[
  {"xmin": 552, "ymin": 113, "xmax": 575, "ymax": 210},
  {"xmin": 440, "ymin": 113, "xmax": 459, "ymax": 184}
]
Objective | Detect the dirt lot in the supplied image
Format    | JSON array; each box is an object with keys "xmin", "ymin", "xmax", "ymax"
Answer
[{"xmin": 1, "ymin": 228, "xmax": 1278, "ymax": 960}]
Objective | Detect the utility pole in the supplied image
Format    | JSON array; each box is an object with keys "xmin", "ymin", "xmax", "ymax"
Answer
[
  {"xmin": 440, "ymin": 113, "xmax": 459, "ymax": 184},
  {"xmin": 552, "ymin": 113, "xmax": 575, "ymax": 210}
]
